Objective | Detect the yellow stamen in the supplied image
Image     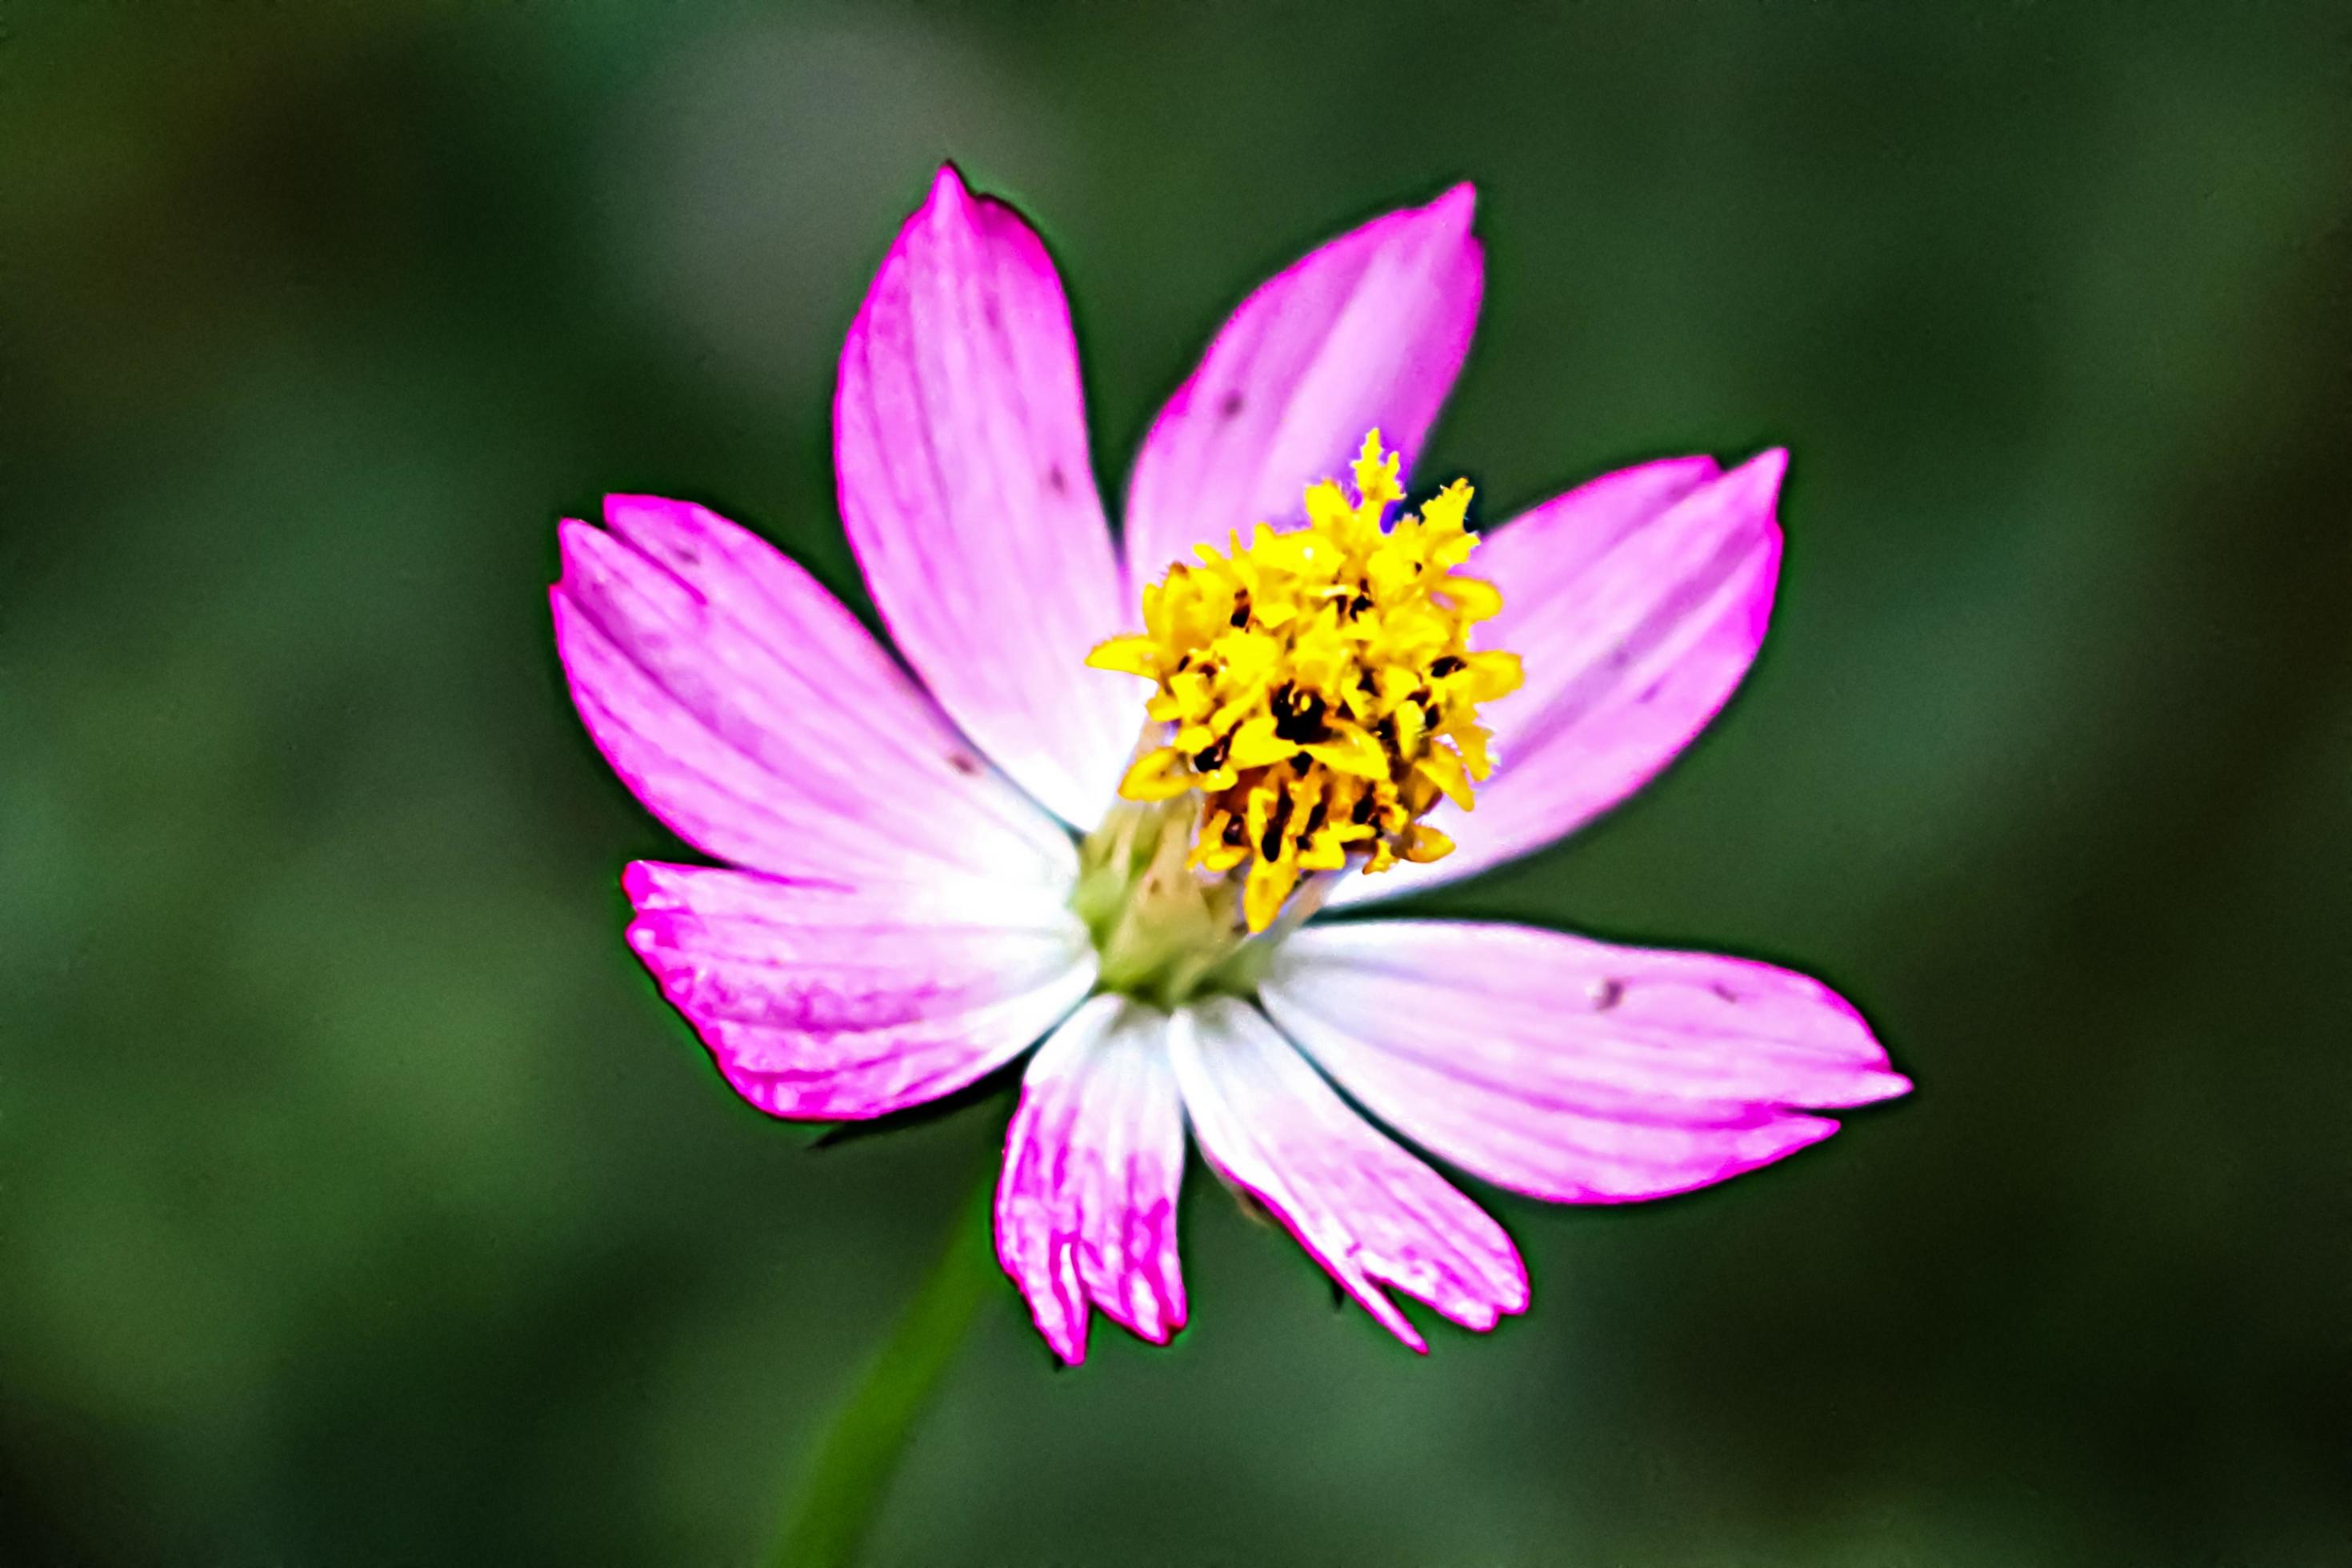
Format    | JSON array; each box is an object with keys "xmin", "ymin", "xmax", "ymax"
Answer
[{"xmin": 1087, "ymin": 430, "xmax": 1524, "ymax": 932}]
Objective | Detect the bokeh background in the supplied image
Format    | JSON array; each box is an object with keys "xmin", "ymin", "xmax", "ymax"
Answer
[{"xmin": 6, "ymin": 2, "xmax": 2350, "ymax": 1563}]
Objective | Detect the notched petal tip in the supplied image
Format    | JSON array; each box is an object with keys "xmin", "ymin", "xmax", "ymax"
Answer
[
  {"xmin": 550, "ymin": 514, "xmax": 602, "ymax": 578},
  {"xmin": 599, "ymin": 492, "xmax": 716, "ymax": 544},
  {"xmin": 547, "ymin": 519, "xmax": 590, "ymax": 604},
  {"xmin": 1728, "ymin": 447, "xmax": 1790, "ymax": 520},
  {"xmin": 1721, "ymin": 445, "xmax": 1789, "ymax": 506},
  {"xmin": 601, "ymin": 490, "xmax": 670, "ymax": 521},
  {"xmin": 1846, "ymin": 1068, "xmax": 1915, "ymax": 1106},
  {"xmin": 918, "ymin": 162, "xmax": 980, "ymax": 233},
  {"xmin": 1424, "ymin": 180, "xmax": 1478, "ymax": 230},
  {"xmin": 916, "ymin": 161, "xmax": 1042, "ymax": 241}
]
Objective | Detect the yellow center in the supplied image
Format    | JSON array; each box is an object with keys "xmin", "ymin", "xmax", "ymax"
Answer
[{"xmin": 1088, "ymin": 431, "xmax": 1523, "ymax": 933}]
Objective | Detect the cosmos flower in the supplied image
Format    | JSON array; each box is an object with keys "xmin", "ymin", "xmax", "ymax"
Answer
[{"xmin": 551, "ymin": 166, "xmax": 1908, "ymax": 1363}]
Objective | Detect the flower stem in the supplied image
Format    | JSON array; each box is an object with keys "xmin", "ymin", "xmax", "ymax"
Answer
[{"xmin": 769, "ymin": 1173, "xmax": 997, "ymax": 1568}]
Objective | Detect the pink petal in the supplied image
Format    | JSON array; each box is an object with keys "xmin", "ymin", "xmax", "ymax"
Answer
[
  {"xmin": 835, "ymin": 166, "xmax": 1140, "ymax": 827},
  {"xmin": 995, "ymin": 996, "xmax": 1188, "ymax": 1366},
  {"xmin": 1122, "ymin": 186, "xmax": 1483, "ymax": 586},
  {"xmin": 1169, "ymin": 996, "xmax": 1527, "ymax": 1352},
  {"xmin": 1260, "ymin": 920, "xmax": 1909, "ymax": 1204},
  {"xmin": 1329, "ymin": 450, "xmax": 1785, "ymax": 906},
  {"xmin": 626, "ymin": 861, "xmax": 1095, "ymax": 1121},
  {"xmin": 552, "ymin": 496, "xmax": 1077, "ymax": 890}
]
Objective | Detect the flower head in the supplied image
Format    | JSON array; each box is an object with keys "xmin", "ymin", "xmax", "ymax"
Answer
[
  {"xmin": 1090, "ymin": 431, "xmax": 1523, "ymax": 932},
  {"xmin": 553, "ymin": 166, "xmax": 1908, "ymax": 1364}
]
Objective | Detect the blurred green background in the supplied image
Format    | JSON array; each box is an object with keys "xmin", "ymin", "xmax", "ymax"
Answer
[{"xmin": 6, "ymin": 2, "xmax": 2349, "ymax": 1563}]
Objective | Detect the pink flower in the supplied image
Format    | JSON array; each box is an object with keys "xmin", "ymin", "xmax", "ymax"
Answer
[{"xmin": 551, "ymin": 166, "xmax": 1908, "ymax": 1363}]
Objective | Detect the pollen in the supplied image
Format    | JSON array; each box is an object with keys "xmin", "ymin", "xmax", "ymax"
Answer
[{"xmin": 1087, "ymin": 431, "xmax": 1523, "ymax": 933}]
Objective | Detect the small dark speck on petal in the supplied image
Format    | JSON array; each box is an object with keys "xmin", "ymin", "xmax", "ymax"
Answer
[
  {"xmin": 1218, "ymin": 390, "xmax": 1246, "ymax": 419},
  {"xmin": 1593, "ymin": 978, "xmax": 1626, "ymax": 1011},
  {"xmin": 948, "ymin": 753, "xmax": 982, "ymax": 776},
  {"xmin": 1637, "ymin": 678, "xmax": 1664, "ymax": 704},
  {"xmin": 1711, "ymin": 982, "xmax": 1740, "ymax": 1003},
  {"xmin": 1046, "ymin": 464, "xmax": 1068, "ymax": 495},
  {"xmin": 983, "ymin": 299, "xmax": 1002, "ymax": 329}
]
